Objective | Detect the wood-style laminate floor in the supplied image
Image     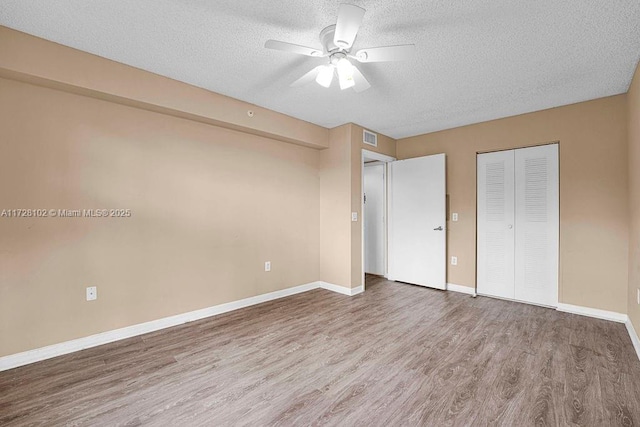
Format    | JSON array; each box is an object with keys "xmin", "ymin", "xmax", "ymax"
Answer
[{"xmin": 2, "ymin": 275, "xmax": 640, "ymax": 426}]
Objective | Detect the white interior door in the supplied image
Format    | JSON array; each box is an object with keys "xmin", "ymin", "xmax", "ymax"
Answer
[
  {"xmin": 514, "ymin": 144, "xmax": 559, "ymax": 306},
  {"xmin": 364, "ymin": 163, "xmax": 385, "ymax": 275},
  {"xmin": 477, "ymin": 150, "xmax": 516, "ymax": 299},
  {"xmin": 388, "ymin": 154, "xmax": 446, "ymax": 289}
]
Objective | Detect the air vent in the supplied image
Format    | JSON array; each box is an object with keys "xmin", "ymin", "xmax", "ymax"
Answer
[{"xmin": 363, "ymin": 129, "xmax": 378, "ymax": 147}]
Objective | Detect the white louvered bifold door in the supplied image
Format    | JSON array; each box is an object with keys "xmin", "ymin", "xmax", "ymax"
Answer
[
  {"xmin": 477, "ymin": 150, "xmax": 515, "ymax": 299},
  {"xmin": 514, "ymin": 144, "xmax": 559, "ymax": 306}
]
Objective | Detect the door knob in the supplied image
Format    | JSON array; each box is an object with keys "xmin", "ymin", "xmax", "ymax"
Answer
[{"xmin": 433, "ymin": 226, "xmax": 443, "ymax": 231}]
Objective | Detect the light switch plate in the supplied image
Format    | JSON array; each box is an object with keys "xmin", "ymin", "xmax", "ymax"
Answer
[
  {"xmin": 452, "ymin": 213, "xmax": 458, "ymax": 222},
  {"xmin": 86, "ymin": 286, "xmax": 97, "ymax": 301},
  {"xmin": 265, "ymin": 261, "xmax": 271, "ymax": 272},
  {"xmin": 351, "ymin": 212, "xmax": 358, "ymax": 222},
  {"xmin": 451, "ymin": 256, "xmax": 458, "ymax": 266}
]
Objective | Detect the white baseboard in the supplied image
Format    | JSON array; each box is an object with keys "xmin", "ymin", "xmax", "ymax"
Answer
[
  {"xmin": 319, "ymin": 281, "xmax": 364, "ymax": 296},
  {"xmin": 556, "ymin": 304, "xmax": 640, "ymax": 361},
  {"xmin": 3, "ymin": 282, "xmax": 637, "ymax": 370},
  {"xmin": 447, "ymin": 283, "xmax": 476, "ymax": 296},
  {"xmin": 0, "ymin": 280, "xmax": 364, "ymax": 372},
  {"xmin": 556, "ymin": 303, "xmax": 628, "ymax": 323},
  {"xmin": 625, "ymin": 319, "xmax": 640, "ymax": 362}
]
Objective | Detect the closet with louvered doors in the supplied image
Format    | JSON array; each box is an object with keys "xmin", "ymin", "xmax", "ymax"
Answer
[{"xmin": 476, "ymin": 144, "xmax": 559, "ymax": 307}]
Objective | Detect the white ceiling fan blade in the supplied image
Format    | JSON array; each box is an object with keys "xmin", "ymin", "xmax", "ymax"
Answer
[
  {"xmin": 290, "ymin": 66, "xmax": 323, "ymax": 87},
  {"xmin": 333, "ymin": 4, "xmax": 365, "ymax": 49},
  {"xmin": 265, "ymin": 40, "xmax": 324, "ymax": 57},
  {"xmin": 354, "ymin": 44, "xmax": 415, "ymax": 62},
  {"xmin": 351, "ymin": 66, "xmax": 371, "ymax": 93}
]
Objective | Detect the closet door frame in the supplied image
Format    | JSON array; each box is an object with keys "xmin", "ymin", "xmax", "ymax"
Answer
[{"xmin": 475, "ymin": 141, "xmax": 560, "ymax": 308}]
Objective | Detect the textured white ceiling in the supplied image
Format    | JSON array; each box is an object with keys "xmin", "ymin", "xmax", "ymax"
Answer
[{"xmin": 1, "ymin": 1, "xmax": 639, "ymax": 139}]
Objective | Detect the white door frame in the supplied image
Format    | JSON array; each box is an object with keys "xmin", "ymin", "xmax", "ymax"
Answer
[
  {"xmin": 361, "ymin": 149, "xmax": 396, "ymax": 290},
  {"xmin": 364, "ymin": 163, "xmax": 385, "ymax": 276}
]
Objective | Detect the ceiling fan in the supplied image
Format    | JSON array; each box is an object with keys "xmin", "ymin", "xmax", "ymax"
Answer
[{"xmin": 265, "ymin": 4, "xmax": 415, "ymax": 92}]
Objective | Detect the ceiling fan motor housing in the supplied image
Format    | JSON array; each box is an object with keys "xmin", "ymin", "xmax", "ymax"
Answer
[
  {"xmin": 320, "ymin": 25, "xmax": 344, "ymax": 54},
  {"xmin": 330, "ymin": 51, "xmax": 347, "ymax": 65}
]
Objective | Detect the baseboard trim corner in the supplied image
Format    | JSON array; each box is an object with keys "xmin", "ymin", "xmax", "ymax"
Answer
[
  {"xmin": 447, "ymin": 283, "xmax": 476, "ymax": 295},
  {"xmin": 350, "ymin": 285, "xmax": 364, "ymax": 296},
  {"xmin": 556, "ymin": 303, "xmax": 628, "ymax": 323},
  {"xmin": 320, "ymin": 281, "xmax": 363, "ymax": 296},
  {"xmin": 625, "ymin": 319, "xmax": 640, "ymax": 362},
  {"xmin": 0, "ymin": 281, "xmax": 320, "ymax": 372}
]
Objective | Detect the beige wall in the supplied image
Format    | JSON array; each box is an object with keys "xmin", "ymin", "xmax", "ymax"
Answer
[
  {"xmin": 319, "ymin": 125, "xmax": 352, "ymax": 287},
  {"xmin": 320, "ymin": 123, "xmax": 396, "ymax": 289},
  {"xmin": 0, "ymin": 77, "xmax": 320, "ymax": 357},
  {"xmin": 0, "ymin": 25, "xmax": 397, "ymax": 357},
  {"xmin": 628, "ymin": 61, "xmax": 640, "ymax": 331},
  {"xmin": 398, "ymin": 95, "xmax": 629, "ymax": 313},
  {"xmin": 0, "ymin": 26, "xmax": 329, "ymax": 149}
]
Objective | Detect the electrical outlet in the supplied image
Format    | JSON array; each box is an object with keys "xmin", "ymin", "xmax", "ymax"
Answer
[
  {"xmin": 452, "ymin": 213, "xmax": 458, "ymax": 222},
  {"xmin": 451, "ymin": 256, "xmax": 458, "ymax": 266},
  {"xmin": 265, "ymin": 261, "xmax": 271, "ymax": 272},
  {"xmin": 351, "ymin": 212, "xmax": 358, "ymax": 222},
  {"xmin": 86, "ymin": 286, "xmax": 97, "ymax": 301}
]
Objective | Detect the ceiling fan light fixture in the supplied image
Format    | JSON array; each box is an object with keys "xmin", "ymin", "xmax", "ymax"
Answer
[
  {"xmin": 337, "ymin": 58, "xmax": 355, "ymax": 90},
  {"xmin": 336, "ymin": 58, "xmax": 354, "ymax": 78},
  {"xmin": 315, "ymin": 65, "xmax": 334, "ymax": 88},
  {"xmin": 338, "ymin": 72, "xmax": 355, "ymax": 90}
]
